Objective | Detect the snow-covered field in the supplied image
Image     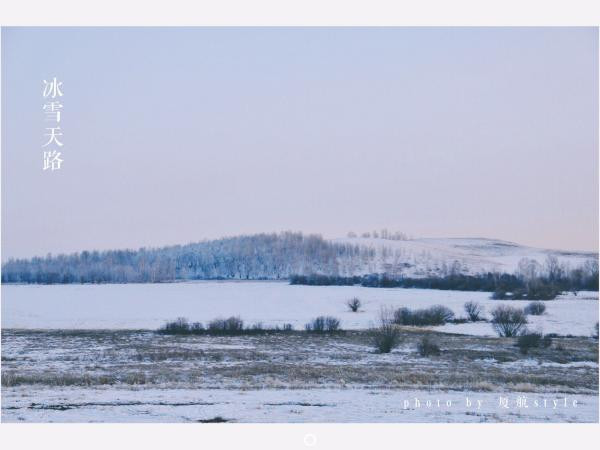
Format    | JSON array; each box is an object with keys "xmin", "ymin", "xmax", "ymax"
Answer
[
  {"xmin": 2, "ymin": 281, "xmax": 597, "ymax": 423},
  {"xmin": 2, "ymin": 281, "xmax": 598, "ymax": 336},
  {"xmin": 2, "ymin": 327, "xmax": 598, "ymax": 423},
  {"xmin": 2, "ymin": 387, "xmax": 596, "ymax": 423}
]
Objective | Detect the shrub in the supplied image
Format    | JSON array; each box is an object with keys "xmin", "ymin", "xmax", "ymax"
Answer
[
  {"xmin": 372, "ymin": 308, "xmax": 401, "ymax": 353},
  {"xmin": 417, "ymin": 335, "xmax": 441, "ymax": 356},
  {"xmin": 305, "ymin": 317, "xmax": 325, "ymax": 332},
  {"xmin": 207, "ymin": 316, "xmax": 244, "ymax": 334},
  {"xmin": 159, "ymin": 317, "xmax": 191, "ymax": 334},
  {"xmin": 524, "ymin": 301, "xmax": 546, "ymax": 316},
  {"xmin": 464, "ymin": 301, "xmax": 483, "ymax": 321},
  {"xmin": 517, "ymin": 331, "xmax": 552, "ymax": 354},
  {"xmin": 324, "ymin": 316, "xmax": 340, "ymax": 331},
  {"xmin": 347, "ymin": 297, "xmax": 361, "ymax": 312},
  {"xmin": 427, "ymin": 305, "xmax": 455, "ymax": 324},
  {"xmin": 372, "ymin": 322, "xmax": 401, "ymax": 353},
  {"xmin": 491, "ymin": 306, "xmax": 527, "ymax": 337},
  {"xmin": 158, "ymin": 317, "xmax": 293, "ymax": 335},
  {"xmin": 525, "ymin": 283, "xmax": 561, "ymax": 300},
  {"xmin": 393, "ymin": 307, "xmax": 412, "ymax": 325},
  {"xmin": 158, "ymin": 318, "xmax": 206, "ymax": 335},
  {"xmin": 247, "ymin": 322, "xmax": 294, "ymax": 333},
  {"xmin": 393, "ymin": 305, "xmax": 454, "ymax": 326},
  {"xmin": 305, "ymin": 316, "xmax": 341, "ymax": 332},
  {"xmin": 517, "ymin": 331, "xmax": 542, "ymax": 354}
]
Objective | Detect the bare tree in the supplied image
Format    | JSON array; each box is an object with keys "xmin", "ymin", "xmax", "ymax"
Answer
[
  {"xmin": 491, "ymin": 305, "xmax": 527, "ymax": 337},
  {"xmin": 544, "ymin": 255, "xmax": 562, "ymax": 281},
  {"xmin": 464, "ymin": 301, "xmax": 483, "ymax": 321},
  {"xmin": 517, "ymin": 257, "xmax": 541, "ymax": 283}
]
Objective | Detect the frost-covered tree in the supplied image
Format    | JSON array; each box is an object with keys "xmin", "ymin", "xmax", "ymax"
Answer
[{"xmin": 1, "ymin": 232, "xmax": 364, "ymax": 284}]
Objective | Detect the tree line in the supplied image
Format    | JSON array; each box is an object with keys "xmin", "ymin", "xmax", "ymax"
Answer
[
  {"xmin": 1, "ymin": 232, "xmax": 373, "ymax": 284},
  {"xmin": 2, "ymin": 232, "xmax": 597, "ymax": 297},
  {"xmin": 291, "ymin": 255, "xmax": 599, "ymax": 298}
]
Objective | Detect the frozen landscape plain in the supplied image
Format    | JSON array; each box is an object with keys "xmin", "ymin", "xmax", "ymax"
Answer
[
  {"xmin": 1, "ymin": 281, "xmax": 598, "ymax": 423},
  {"xmin": 2, "ymin": 281, "xmax": 598, "ymax": 336}
]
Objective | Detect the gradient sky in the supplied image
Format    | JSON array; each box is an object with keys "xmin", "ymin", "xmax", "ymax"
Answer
[{"xmin": 1, "ymin": 27, "xmax": 598, "ymax": 259}]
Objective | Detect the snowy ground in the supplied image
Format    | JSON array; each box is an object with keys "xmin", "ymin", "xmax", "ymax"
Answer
[
  {"xmin": 1, "ymin": 282, "xmax": 598, "ymax": 336},
  {"xmin": 2, "ymin": 281, "xmax": 598, "ymax": 423},
  {"xmin": 2, "ymin": 328, "xmax": 597, "ymax": 423},
  {"xmin": 2, "ymin": 387, "xmax": 597, "ymax": 423}
]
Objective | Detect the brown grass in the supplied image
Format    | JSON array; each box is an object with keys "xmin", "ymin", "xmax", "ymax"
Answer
[{"xmin": 1, "ymin": 328, "xmax": 597, "ymax": 393}]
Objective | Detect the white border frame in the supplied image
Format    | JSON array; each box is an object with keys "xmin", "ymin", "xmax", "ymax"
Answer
[
  {"xmin": 1, "ymin": 1, "xmax": 599, "ymax": 448},
  {"xmin": 0, "ymin": 0, "xmax": 598, "ymax": 26}
]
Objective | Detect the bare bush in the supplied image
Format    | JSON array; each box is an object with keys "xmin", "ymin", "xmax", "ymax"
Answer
[
  {"xmin": 428, "ymin": 305, "xmax": 455, "ymax": 324},
  {"xmin": 464, "ymin": 301, "xmax": 483, "ymax": 321},
  {"xmin": 347, "ymin": 297, "xmax": 362, "ymax": 312},
  {"xmin": 305, "ymin": 316, "xmax": 341, "ymax": 332},
  {"xmin": 372, "ymin": 308, "xmax": 401, "ymax": 353},
  {"xmin": 324, "ymin": 316, "xmax": 341, "ymax": 331},
  {"xmin": 158, "ymin": 317, "xmax": 197, "ymax": 334},
  {"xmin": 239, "ymin": 321, "xmax": 295, "ymax": 334},
  {"xmin": 524, "ymin": 301, "xmax": 546, "ymax": 316},
  {"xmin": 372, "ymin": 323, "xmax": 401, "ymax": 353},
  {"xmin": 158, "ymin": 316, "xmax": 293, "ymax": 335},
  {"xmin": 517, "ymin": 331, "xmax": 552, "ymax": 354},
  {"xmin": 208, "ymin": 316, "xmax": 245, "ymax": 334},
  {"xmin": 393, "ymin": 305, "xmax": 454, "ymax": 326},
  {"xmin": 491, "ymin": 306, "xmax": 527, "ymax": 337}
]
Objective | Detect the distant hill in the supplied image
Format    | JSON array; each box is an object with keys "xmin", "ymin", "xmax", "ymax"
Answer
[
  {"xmin": 333, "ymin": 236, "xmax": 597, "ymax": 278},
  {"xmin": 1, "ymin": 232, "xmax": 597, "ymax": 284}
]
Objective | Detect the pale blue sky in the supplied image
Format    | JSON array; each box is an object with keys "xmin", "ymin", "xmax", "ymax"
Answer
[{"xmin": 1, "ymin": 27, "xmax": 598, "ymax": 258}]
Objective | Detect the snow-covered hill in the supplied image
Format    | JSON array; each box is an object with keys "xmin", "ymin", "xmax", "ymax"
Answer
[
  {"xmin": 332, "ymin": 237, "xmax": 597, "ymax": 277},
  {"xmin": 2, "ymin": 232, "xmax": 597, "ymax": 283}
]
